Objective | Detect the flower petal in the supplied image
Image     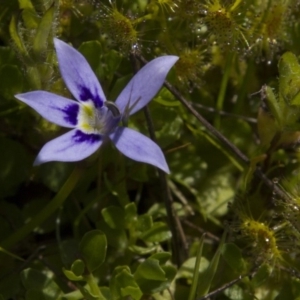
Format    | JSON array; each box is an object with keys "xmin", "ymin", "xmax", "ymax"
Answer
[
  {"xmin": 15, "ymin": 91, "xmax": 80, "ymax": 128},
  {"xmin": 34, "ymin": 129, "xmax": 102, "ymax": 165},
  {"xmin": 115, "ymin": 56, "xmax": 178, "ymax": 116},
  {"xmin": 54, "ymin": 38, "xmax": 106, "ymax": 108},
  {"xmin": 109, "ymin": 127, "xmax": 170, "ymax": 173}
]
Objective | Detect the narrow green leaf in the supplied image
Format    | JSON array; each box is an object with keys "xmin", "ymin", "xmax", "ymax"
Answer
[
  {"xmin": 33, "ymin": 5, "xmax": 54, "ymax": 57},
  {"xmin": 0, "ymin": 246, "xmax": 24, "ymax": 262},
  {"xmin": 188, "ymin": 234, "xmax": 205, "ymax": 300},
  {"xmin": 21, "ymin": 8, "xmax": 39, "ymax": 29},
  {"xmin": 198, "ymin": 231, "xmax": 227, "ymax": 297},
  {"xmin": 9, "ymin": 15, "xmax": 28, "ymax": 56},
  {"xmin": 221, "ymin": 243, "xmax": 246, "ymax": 273},
  {"xmin": 101, "ymin": 206, "xmax": 125, "ymax": 229},
  {"xmin": 79, "ymin": 230, "xmax": 107, "ymax": 273}
]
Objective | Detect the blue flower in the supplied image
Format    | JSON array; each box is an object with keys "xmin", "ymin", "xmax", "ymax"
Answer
[{"xmin": 15, "ymin": 39, "xmax": 178, "ymax": 173}]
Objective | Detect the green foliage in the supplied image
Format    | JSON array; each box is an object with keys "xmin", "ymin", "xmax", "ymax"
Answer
[{"xmin": 3, "ymin": 0, "xmax": 300, "ymax": 299}]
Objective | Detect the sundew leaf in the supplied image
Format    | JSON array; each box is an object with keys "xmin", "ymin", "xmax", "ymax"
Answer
[{"xmin": 79, "ymin": 230, "xmax": 107, "ymax": 273}]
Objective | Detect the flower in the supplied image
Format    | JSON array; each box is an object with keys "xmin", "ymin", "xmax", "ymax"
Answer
[{"xmin": 15, "ymin": 39, "xmax": 178, "ymax": 173}]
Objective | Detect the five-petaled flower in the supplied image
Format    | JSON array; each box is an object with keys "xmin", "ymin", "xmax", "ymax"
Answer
[{"xmin": 15, "ymin": 39, "xmax": 178, "ymax": 173}]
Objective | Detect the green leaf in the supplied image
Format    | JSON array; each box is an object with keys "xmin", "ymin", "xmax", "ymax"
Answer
[
  {"xmin": 9, "ymin": 15, "xmax": 28, "ymax": 57},
  {"xmin": 96, "ymin": 219, "xmax": 128, "ymax": 249},
  {"xmin": 101, "ymin": 206, "xmax": 125, "ymax": 229},
  {"xmin": 21, "ymin": 268, "xmax": 61, "ymax": 299},
  {"xmin": 62, "ymin": 268, "xmax": 84, "ymax": 281},
  {"xmin": 251, "ymin": 264, "xmax": 271, "ymax": 287},
  {"xmin": 124, "ymin": 202, "xmax": 137, "ymax": 225},
  {"xmin": 60, "ymin": 240, "xmax": 80, "ymax": 269},
  {"xmin": 21, "ymin": 8, "xmax": 39, "ymax": 29},
  {"xmin": 221, "ymin": 243, "xmax": 246, "ymax": 273},
  {"xmin": 128, "ymin": 245, "xmax": 158, "ymax": 255},
  {"xmin": 38, "ymin": 162, "xmax": 74, "ymax": 193},
  {"xmin": 188, "ymin": 234, "xmax": 205, "ymax": 300},
  {"xmin": 136, "ymin": 214, "xmax": 153, "ymax": 233},
  {"xmin": 0, "ymin": 65, "xmax": 23, "ymax": 99},
  {"xmin": 79, "ymin": 40, "xmax": 102, "ymax": 70},
  {"xmin": 0, "ymin": 137, "xmax": 30, "ymax": 197},
  {"xmin": 71, "ymin": 259, "xmax": 85, "ymax": 276},
  {"xmin": 198, "ymin": 232, "xmax": 226, "ymax": 297},
  {"xmin": 278, "ymin": 52, "xmax": 300, "ymax": 105},
  {"xmin": 33, "ymin": 5, "xmax": 54, "ymax": 58},
  {"xmin": 134, "ymin": 258, "xmax": 166, "ymax": 281},
  {"xmin": 149, "ymin": 252, "xmax": 171, "ymax": 265},
  {"xmin": 79, "ymin": 230, "xmax": 107, "ymax": 273},
  {"xmin": 110, "ymin": 267, "xmax": 142, "ymax": 300},
  {"xmin": 135, "ymin": 264, "xmax": 177, "ymax": 294},
  {"xmin": 140, "ymin": 222, "xmax": 172, "ymax": 243}
]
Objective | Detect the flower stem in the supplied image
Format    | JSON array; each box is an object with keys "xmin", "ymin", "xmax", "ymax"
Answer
[
  {"xmin": 214, "ymin": 51, "xmax": 234, "ymax": 128},
  {"xmin": 1, "ymin": 165, "xmax": 82, "ymax": 250}
]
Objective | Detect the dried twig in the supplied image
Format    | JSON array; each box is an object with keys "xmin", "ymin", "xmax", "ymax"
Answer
[{"xmin": 136, "ymin": 54, "xmax": 291, "ymax": 202}]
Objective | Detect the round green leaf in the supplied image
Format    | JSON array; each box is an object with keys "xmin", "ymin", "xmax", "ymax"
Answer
[
  {"xmin": 221, "ymin": 243, "xmax": 246, "ymax": 273},
  {"xmin": 140, "ymin": 222, "xmax": 172, "ymax": 243},
  {"xmin": 71, "ymin": 259, "xmax": 85, "ymax": 276},
  {"xmin": 79, "ymin": 230, "xmax": 107, "ymax": 273}
]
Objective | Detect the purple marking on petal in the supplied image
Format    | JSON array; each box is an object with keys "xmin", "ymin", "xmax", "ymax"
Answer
[
  {"xmin": 73, "ymin": 130, "xmax": 101, "ymax": 144},
  {"xmin": 79, "ymin": 86, "xmax": 103, "ymax": 108},
  {"xmin": 61, "ymin": 103, "xmax": 79, "ymax": 126}
]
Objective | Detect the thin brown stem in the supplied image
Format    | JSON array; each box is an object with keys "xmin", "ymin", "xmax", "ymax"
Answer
[
  {"xmin": 135, "ymin": 54, "xmax": 291, "ymax": 202},
  {"xmin": 196, "ymin": 274, "xmax": 247, "ymax": 300}
]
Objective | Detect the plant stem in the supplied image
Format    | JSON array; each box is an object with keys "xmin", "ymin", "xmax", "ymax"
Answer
[
  {"xmin": 130, "ymin": 53, "xmax": 188, "ymax": 266},
  {"xmin": 215, "ymin": 51, "xmax": 234, "ymax": 128},
  {"xmin": 135, "ymin": 54, "xmax": 291, "ymax": 202},
  {"xmin": 1, "ymin": 165, "xmax": 82, "ymax": 250}
]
